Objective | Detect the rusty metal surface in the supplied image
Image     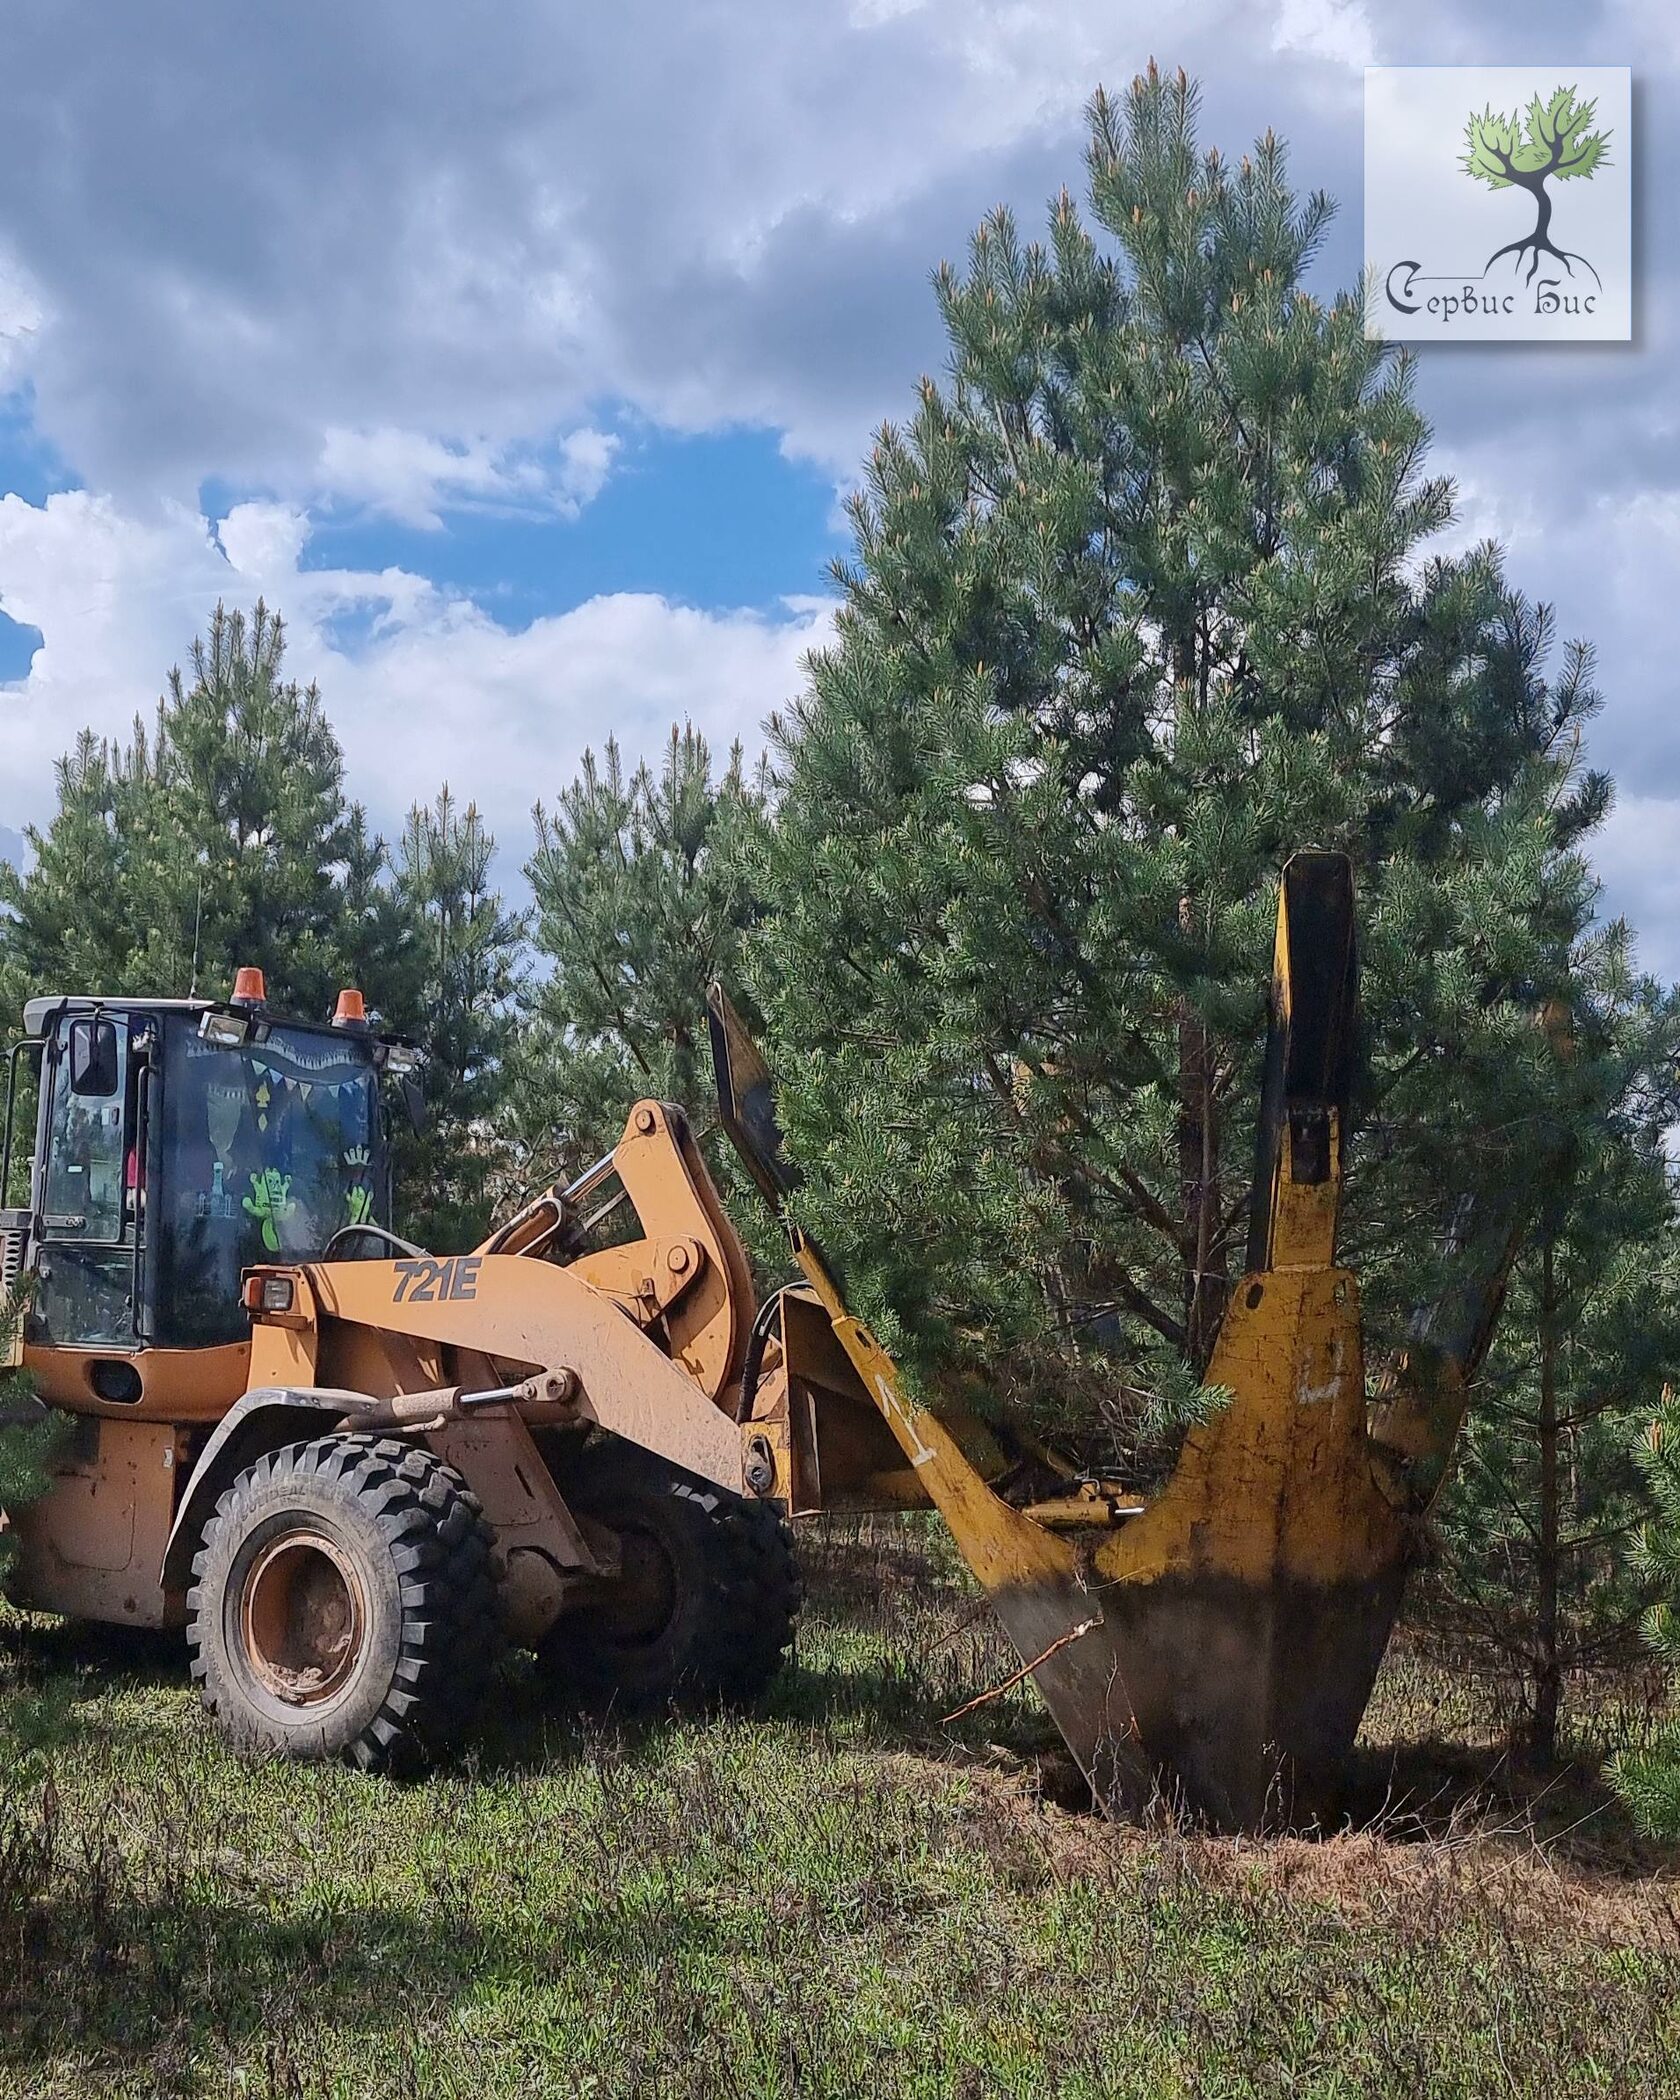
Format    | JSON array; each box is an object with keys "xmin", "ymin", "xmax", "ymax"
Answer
[
  {"xmin": 785, "ymin": 1224, "xmax": 1412, "ymax": 1827},
  {"xmin": 240, "ymin": 1526, "xmax": 366, "ymax": 1707},
  {"xmin": 10, "ymin": 1415, "xmax": 184, "ymax": 1627},
  {"xmin": 802, "ymin": 1259, "xmax": 1413, "ymax": 1824},
  {"xmin": 1085, "ymin": 1267, "xmax": 1408, "ymax": 1823}
]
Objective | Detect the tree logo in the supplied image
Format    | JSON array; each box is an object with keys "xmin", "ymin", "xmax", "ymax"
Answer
[
  {"xmin": 1363, "ymin": 67, "xmax": 1631, "ymax": 343},
  {"xmin": 1462, "ymin": 88, "xmax": 1610, "ymax": 288}
]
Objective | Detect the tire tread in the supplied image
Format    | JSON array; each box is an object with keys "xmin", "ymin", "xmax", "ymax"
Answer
[{"xmin": 538, "ymin": 1441, "xmax": 798, "ymax": 1714}]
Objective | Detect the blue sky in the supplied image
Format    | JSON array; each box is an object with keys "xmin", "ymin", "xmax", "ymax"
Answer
[
  {"xmin": 286, "ymin": 429, "xmax": 845, "ymax": 631},
  {"xmin": 0, "ymin": 0, "xmax": 1677, "ymax": 972}
]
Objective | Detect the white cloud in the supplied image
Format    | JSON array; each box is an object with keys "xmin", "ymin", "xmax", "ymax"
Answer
[
  {"xmin": 312, "ymin": 587, "xmax": 823, "ymax": 841},
  {"xmin": 556, "ymin": 426, "xmax": 619, "ymax": 513},
  {"xmin": 1594, "ymin": 795, "xmax": 1680, "ymax": 984},
  {"xmin": 1271, "ymin": 0, "xmax": 1376, "ymax": 69},
  {"xmin": 0, "ymin": 491, "xmax": 827, "ymax": 867},
  {"xmin": 0, "ymin": 490, "xmax": 228, "ymax": 784},
  {"xmin": 0, "ymin": 0, "xmax": 1368, "ymax": 502},
  {"xmin": 313, "ymin": 424, "xmax": 619, "ymax": 529},
  {"xmin": 214, "ymin": 501, "xmax": 313, "ymax": 581},
  {"xmin": 0, "ymin": 244, "xmax": 43, "ymax": 392}
]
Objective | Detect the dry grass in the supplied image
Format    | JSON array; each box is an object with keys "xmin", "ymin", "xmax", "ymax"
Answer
[{"xmin": 0, "ymin": 1516, "xmax": 1676, "ymax": 2098}]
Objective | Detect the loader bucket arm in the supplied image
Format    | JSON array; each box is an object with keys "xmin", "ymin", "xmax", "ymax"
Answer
[
  {"xmin": 1079, "ymin": 853, "xmax": 1409, "ymax": 1822},
  {"xmin": 710, "ymin": 854, "xmax": 1445, "ymax": 1829},
  {"xmin": 476, "ymin": 1093, "xmax": 758, "ymax": 1408}
]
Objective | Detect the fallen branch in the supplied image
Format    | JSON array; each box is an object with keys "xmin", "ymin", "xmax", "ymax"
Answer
[{"xmin": 940, "ymin": 1617, "xmax": 1099, "ymax": 1724}]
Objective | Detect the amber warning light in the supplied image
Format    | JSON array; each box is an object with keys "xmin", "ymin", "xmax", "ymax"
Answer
[
  {"xmin": 242, "ymin": 1273, "xmax": 295, "ymax": 1314},
  {"xmin": 231, "ymin": 966, "xmax": 267, "ymax": 1008}
]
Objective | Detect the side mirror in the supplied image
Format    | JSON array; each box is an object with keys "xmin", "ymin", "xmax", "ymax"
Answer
[
  {"xmin": 68, "ymin": 1017, "xmax": 120, "ymax": 1098},
  {"xmin": 400, "ymin": 1072, "xmax": 426, "ymax": 1136}
]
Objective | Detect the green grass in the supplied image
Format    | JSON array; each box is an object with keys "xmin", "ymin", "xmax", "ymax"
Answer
[{"xmin": 2, "ymin": 1519, "xmax": 1678, "ymax": 2099}]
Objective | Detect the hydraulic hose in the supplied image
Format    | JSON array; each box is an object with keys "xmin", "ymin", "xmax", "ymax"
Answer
[{"xmin": 735, "ymin": 1286, "xmax": 791, "ymax": 1424}]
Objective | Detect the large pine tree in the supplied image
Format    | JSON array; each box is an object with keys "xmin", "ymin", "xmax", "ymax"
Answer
[
  {"xmin": 741, "ymin": 68, "xmax": 1611, "ymax": 1451},
  {"xmin": 0, "ymin": 602, "xmax": 402, "ymax": 1023},
  {"xmin": 502, "ymin": 726, "xmax": 765, "ymax": 1192}
]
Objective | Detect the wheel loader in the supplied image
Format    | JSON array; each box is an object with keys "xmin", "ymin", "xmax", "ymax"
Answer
[{"xmin": 0, "ymin": 855, "xmax": 1510, "ymax": 1826}]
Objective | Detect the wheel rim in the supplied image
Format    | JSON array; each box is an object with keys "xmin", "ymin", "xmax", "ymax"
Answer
[
  {"xmin": 239, "ymin": 1527, "xmax": 367, "ymax": 1706},
  {"xmin": 599, "ymin": 1521, "xmax": 678, "ymax": 1647}
]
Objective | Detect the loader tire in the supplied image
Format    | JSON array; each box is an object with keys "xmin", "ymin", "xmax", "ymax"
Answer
[
  {"xmin": 538, "ymin": 1442, "xmax": 798, "ymax": 1715},
  {"xmin": 187, "ymin": 1433, "xmax": 502, "ymax": 1775}
]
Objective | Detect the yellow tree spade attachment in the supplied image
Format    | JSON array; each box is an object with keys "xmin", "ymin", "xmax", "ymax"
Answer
[{"xmin": 712, "ymin": 852, "xmax": 1477, "ymax": 1830}]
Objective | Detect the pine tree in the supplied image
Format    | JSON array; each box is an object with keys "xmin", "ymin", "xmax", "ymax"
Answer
[
  {"xmin": 1610, "ymin": 1387, "xmax": 1680, "ymax": 1838},
  {"xmin": 0, "ymin": 734, "xmax": 125, "ymax": 1029},
  {"xmin": 142, "ymin": 601, "xmax": 356, "ymax": 1009},
  {"xmin": 0, "ymin": 602, "xmax": 409, "ymax": 1022},
  {"xmin": 0, "ymin": 1415, "xmax": 58, "ymax": 1589},
  {"xmin": 1430, "ymin": 936, "xmax": 1680, "ymax": 1762},
  {"xmin": 741, "ymin": 67, "xmax": 1611, "ymax": 1455},
  {"xmin": 503, "ymin": 725, "xmax": 765, "ymax": 1196},
  {"xmin": 338, "ymin": 804, "xmax": 426, "ymax": 1030},
  {"xmin": 390, "ymin": 787, "xmax": 523, "ymax": 1248}
]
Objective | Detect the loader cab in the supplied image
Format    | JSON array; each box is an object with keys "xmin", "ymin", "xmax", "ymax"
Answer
[{"xmin": 4, "ymin": 983, "xmax": 397, "ymax": 1399}]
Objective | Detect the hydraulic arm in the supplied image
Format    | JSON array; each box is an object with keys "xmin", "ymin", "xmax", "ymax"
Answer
[{"xmin": 711, "ymin": 851, "xmax": 1484, "ymax": 1828}]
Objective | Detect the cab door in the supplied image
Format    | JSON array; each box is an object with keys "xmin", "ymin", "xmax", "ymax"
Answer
[{"xmin": 31, "ymin": 1014, "xmax": 143, "ymax": 1351}]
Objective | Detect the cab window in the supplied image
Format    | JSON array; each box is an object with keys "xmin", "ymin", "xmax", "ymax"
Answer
[
  {"xmin": 154, "ymin": 1019, "xmax": 383, "ymax": 1346},
  {"xmin": 42, "ymin": 1023, "xmax": 130, "ymax": 1240}
]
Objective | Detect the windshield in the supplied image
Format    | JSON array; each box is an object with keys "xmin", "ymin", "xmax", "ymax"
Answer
[{"xmin": 156, "ymin": 1018, "xmax": 384, "ymax": 1345}]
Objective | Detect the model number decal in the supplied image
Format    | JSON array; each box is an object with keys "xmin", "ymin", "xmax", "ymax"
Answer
[{"xmin": 392, "ymin": 1255, "xmax": 482, "ymax": 1305}]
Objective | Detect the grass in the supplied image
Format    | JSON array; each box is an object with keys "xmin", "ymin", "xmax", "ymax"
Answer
[{"xmin": 1, "ymin": 1518, "xmax": 1678, "ymax": 2099}]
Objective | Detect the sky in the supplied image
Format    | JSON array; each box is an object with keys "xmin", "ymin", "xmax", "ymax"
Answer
[{"xmin": 0, "ymin": 1, "xmax": 1675, "ymax": 973}]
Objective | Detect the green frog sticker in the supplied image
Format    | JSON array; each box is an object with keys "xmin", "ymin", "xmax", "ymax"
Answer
[{"xmin": 243, "ymin": 1168, "xmax": 297, "ymax": 1253}]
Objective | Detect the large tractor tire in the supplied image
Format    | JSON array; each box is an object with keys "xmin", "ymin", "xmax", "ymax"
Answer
[
  {"xmin": 187, "ymin": 1433, "xmax": 502, "ymax": 1774},
  {"xmin": 538, "ymin": 1440, "xmax": 798, "ymax": 1715}
]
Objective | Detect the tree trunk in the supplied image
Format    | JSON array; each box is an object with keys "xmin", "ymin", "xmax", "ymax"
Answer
[
  {"xmin": 1533, "ymin": 1236, "xmax": 1562, "ymax": 1766},
  {"xmin": 1172, "ymin": 625, "xmax": 1226, "ymax": 1376},
  {"xmin": 1177, "ymin": 898, "xmax": 1225, "ymax": 1374}
]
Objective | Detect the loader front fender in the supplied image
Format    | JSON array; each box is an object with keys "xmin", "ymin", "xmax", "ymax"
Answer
[{"xmin": 160, "ymin": 1385, "xmax": 382, "ymax": 1595}]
